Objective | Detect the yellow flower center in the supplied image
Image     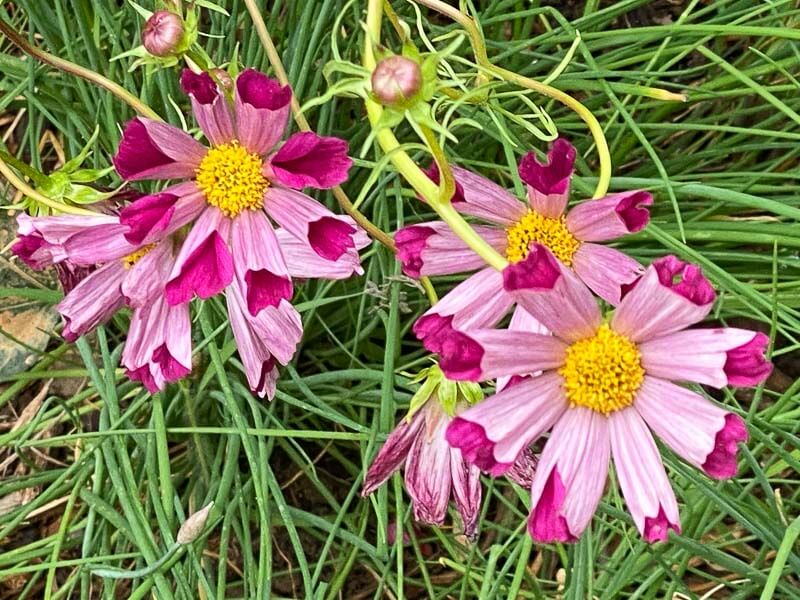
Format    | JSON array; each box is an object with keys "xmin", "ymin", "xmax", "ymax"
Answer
[
  {"xmin": 505, "ymin": 210, "xmax": 580, "ymax": 265},
  {"xmin": 121, "ymin": 243, "xmax": 157, "ymax": 269},
  {"xmin": 195, "ymin": 141, "xmax": 268, "ymax": 217},
  {"xmin": 559, "ymin": 324, "xmax": 644, "ymax": 415}
]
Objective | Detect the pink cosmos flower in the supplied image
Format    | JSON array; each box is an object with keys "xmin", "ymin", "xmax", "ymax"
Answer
[
  {"xmin": 12, "ymin": 212, "xmax": 193, "ymax": 392},
  {"xmin": 396, "ymin": 138, "xmax": 652, "ymax": 353},
  {"xmin": 362, "ymin": 400, "xmax": 482, "ymax": 538},
  {"xmin": 440, "ymin": 249, "xmax": 772, "ymax": 543}
]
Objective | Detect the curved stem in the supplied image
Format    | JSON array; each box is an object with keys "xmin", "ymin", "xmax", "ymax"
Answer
[
  {"xmin": 243, "ymin": 0, "xmax": 397, "ymax": 252},
  {"xmin": 415, "ymin": 0, "xmax": 612, "ymax": 199},
  {"xmin": 0, "ymin": 19, "xmax": 160, "ymax": 120},
  {"xmin": 364, "ymin": 0, "xmax": 508, "ymax": 271},
  {"xmin": 0, "ymin": 156, "xmax": 95, "ymax": 216}
]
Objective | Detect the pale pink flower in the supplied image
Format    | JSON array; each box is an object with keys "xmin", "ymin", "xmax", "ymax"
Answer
[
  {"xmin": 396, "ymin": 138, "xmax": 651, "ymax": 353},
  {"xmin": 113, "ymin": 68, "xmax": 369, "ymax": 396},
  {"xmin": 440, "ymin": 249, "xmax": 771, "ymax": 543}
]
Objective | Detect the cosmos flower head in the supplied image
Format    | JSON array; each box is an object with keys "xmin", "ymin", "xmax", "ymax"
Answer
[{"xmin": 440, "ymin": 248, "xmax": 771, "ymax": 543}]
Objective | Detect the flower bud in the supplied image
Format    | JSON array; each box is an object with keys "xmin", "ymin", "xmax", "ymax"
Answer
[
  {"xmin": 371, "ymin": 56, "xmax": 422, "ymax": 107},
  {"xmin": 142, "ymin": 10, "xmax": 184, "ymax": 57}
]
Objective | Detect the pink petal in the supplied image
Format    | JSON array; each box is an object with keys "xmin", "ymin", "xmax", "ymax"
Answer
[
  {"xmin": 58, "ymin": 262, "xmax": 126, "ymax": 342},
  {"xmin": 497, "ymin": 305, "xmax": 549, "ymax": 392},
  {"xmin": 446, "ymin": 373, "xmax": 566, "ymax": 475},
  {"xmin": 121, "ymin": 238, "xmax": 175, "ymax": 309},
  {"xmin": 450, "ymin": 448, "xmax": 482, "ymax": 538},
  {"xmin": 265, "ymin": 187, "xmax": 365, "ymax": 263},
  {"xmin": 566, "ymin": 191, "xmax": 652, "ymax": 241},
  {"xmin": 612, "ymin": 257, "xmax": 716, "ymax": 343},
  {"xmin": 395, "ymin": 222, "xmax": 504, "ymax": 278},
  {"xmin": 424, "ymin": 162, "xmax": 466, "ymax": 203},
  {"xmin": 405, "ymin": 406, "xmax": 452, "ymax": 527},
  {"xmin": 270, "ymin": 132, "xmax": 352, "ymax": 189},
  {"xmin": 165, "ymin": 209, "xmax": 234, "ymax": 304},
  {"xmin": 441, "ymin": 328, "xmax": 566, "ymax": 381},
  {"xmin": 640, "ymin": 328, "xmax": 766, "ymax": 388},
  {"xmin": 181, "ymin": 69, "xmax": 235, "ymax": 146},
  {"xmin": 13, "ymin": 213, "xmax": 135, "ymax": 267},
  {"xmin": 609, "ymin": 408, "xmax": 680, "ymax": 542},
  {"xmin": 504, "ymin": 446, "xmax": 538, "ymax": 488},
  {"xmin": 527, "ymin": 408, "xmax": 610, "ymax": 543},
  {"xmin": 362, "ymin": 409, "xmax": 426, "ymax": 496},
  {"xmin": 424, "ymin": 164, "xmax": 526, "ymax": 226},
  {"xmin": 234, "ymin": 68, "xmax": 291, "ymax": 155},
  {"xmin": 113, "ymin": 117, "xmax": 206, "ymax": 181},
  {"xmin": 519, "ymin": 137, "xmax": 575, "ymax": 217},
  {"xmin": 230, "ymin": 209, "xmax": 292, "ymax": 315},
  {"xmin": 503, "ymin": 244, "xmax": 601, "ymax": 342},
  {"xmin": 571, "ymin": 243, "xmax": 644, "ymax": 306},
  {"xmin": 274, "ymin": 227, "xmax": 368, "ymax": 280},
  {"xmin": 120, "ymin": 181, "xmax": 204, "ymax": 245},
  {"xmin": 724, "ymin": 331, "xmax": 772, "ymax": 386},
  {"xmin": 634, "ymin": 376, "xmax": 747, "ymax": 479}
]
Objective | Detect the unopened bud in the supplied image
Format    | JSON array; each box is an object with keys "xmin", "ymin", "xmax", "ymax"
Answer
[
  {"xmin": 371, "ymin": 56, "xmax": 422, "ymax": 107},
  {"xmin": 176, "ymin": 502, "xmax": 213, "ymax": 544},
  {"xmin": 142, "ymin": 10, "xmax": 184, "ymax": 57}
]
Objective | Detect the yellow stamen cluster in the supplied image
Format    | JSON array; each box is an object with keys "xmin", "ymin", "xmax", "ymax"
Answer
[
  {"xmin": 121, "ymin": 243, "xmax": 157, "ymax": 269},
  {"xmin": 559, "ymin": 324, "xmax": 644, "ymax": 415},
  {"xmin": 505, "ymin": 210, "xmax": 581, "ymax": 265},
  {"xmin": 195, "ymin": 141, "xmax": 268, "ymax": 217}
]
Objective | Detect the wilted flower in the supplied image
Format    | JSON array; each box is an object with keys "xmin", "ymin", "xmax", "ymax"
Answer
[
  {"xmin": 362, "ymin": 365, "xmax": 483, "ymax": 538},
  {"xmin": 395, "ymin": 138, "xmax": 652, "ymax": 353},
  {"xmin": 113, "ymin": 68, "xmax": 368, "ymax": 397},
  {"xmin": 177, "ymin": 502, "xmax": 214, "ymax": 544},
  {"xmin": 371, "ymin": 55, "xmax": 422, "ymax": 107},
  {"xmin": 142, "ymin": 10, "xmax": 185, "ymax": 57},
  {"xmin": 441, "ymin": 250, "xmax": 771, "ymax": 543}
]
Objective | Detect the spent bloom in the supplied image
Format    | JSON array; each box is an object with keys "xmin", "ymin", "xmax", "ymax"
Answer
[
  {"xmin": 395, "ymin": 138, "xmax": 652, "ymax": 353},
  {"xmin": 362, "ymin": 365, "xmax": 484, "ymax": 538},
  {"xmin": 112, "ymin": 67, "xmax": 368, "ymax": 396},
  {"xmin": 440, "ymin": 249, "xmax": 771, "ymax": 542}
]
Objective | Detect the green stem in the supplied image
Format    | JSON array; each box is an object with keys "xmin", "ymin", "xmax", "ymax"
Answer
[{"xmin": 0, "ymin": 155, "xmax": 95, "ymax": 216}]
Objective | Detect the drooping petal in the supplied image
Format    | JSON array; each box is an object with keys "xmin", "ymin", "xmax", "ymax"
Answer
[
  {"xmin": 497, "ymin": 305, "xmax": 549, "ymax": 392},
  {"xmin": 612, "ymin": 257, "xmax": 716, "ymax": 343},
  {"xmin": 566, "ymin": 191, "xmax": 652, "ymax": 242},
  {"xmin": 504, "ymin": 446, "xmax": 539, "ymax": 488},
  {"xmin": 165, "ymin": 208, "xmax": 234, "ymax": 304},
  {"xmin": 527, "ymin": 408, "xmax": 610, "ymax": 543},
  {"xmin": 425, "ymin": 163, "xmax": 527, "ymax": 226},
  {"xmin": 121, "ymin": 238, "xmax": 175, "ymax": 309},
  {"xmin": 181, "ymin": 69, "xmax": 235, "ymax": 146},
  {"xmin": 449, "ymin": 448, "xmax": 482, "ymax": 539},
  {"xmin": 413, "ymin": 268, "xmax": 514, "ymax": 364},
  {"xmin": 269, "ymin": 132, "xmax": 352, "ymax": 189},
  {"xmin": 57, "ymin": 262, "xmax": 126, "ymax": 342},
  {"xmin": 405, "ymin": 406, "xmax": 453, "ymax": 527},
  {"xmin": 609, "ymin": 408, "xmax": 680, "ymax": 542},
  {"xmin": 634, "ymin": 376, "xmax": 748, "ymax": 479},
  {"xmin": 265, "ymin": 187, "xmax": 365, "ymax": 263},
  {"xmin": 234, "ymin": 68, "xmax": 292, "ymax": 155},
  {"xmin": 113, "ymin": 117, "xmax": 206, "ymax": 181},
  {"xmin": 274, "ymin": 227, "xmax": 369, "ymax": 279},
  {"xmin": 13, "ymin": 213, "xmax": 135, "ymax": 267},
  {"xmin": 362, "ymin": 410, "xmax": 426, "ymax": 496},
  {"xmin": 394, "ymin": 222, "xmax": 505, "ymax": 278},
  {"xmin": 518, "ymin": 138, "xmax": 576, "ymax": 218},
  {"xmin": 230, "ymin": 209, "xmax": 292, "ymax": 316},
  {"xmin": 119, "ymin": 182, "xmax": 205, "ymax": 245},
  {"xmin": 446, "ymin": 373, "xmax": 567, "ymax": 476},
  {"xmin": 640, "ymin": 328, "xmax": 770, "ymax": 388},
  {"xmin": 503, "ymin": 244, "xmax": 601, "ymax": 342},
  {"xmin": 437, "ymin": 328, "xmax": 566, "ymax": 381},
  {"xmin": 571, "ymin": 243, "xmax": 644, "ymax": 306}
]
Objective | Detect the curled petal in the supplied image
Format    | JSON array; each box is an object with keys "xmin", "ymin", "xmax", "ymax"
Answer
[
  {"xmin": 519, "ymin": 138, "xmax": 576, "ymax": 217},
  {"xmin": 450, "ymin": 449, "xmax": 482, "ymax": 539},
  {"xmin": 571, "ymin": 243, "xmax": 644, "ymax": 306},
  {"xmin": 181, "ymin": 69, "xmax": 235, "ymax": 145},
  {"xmin": 405, "ymin": 408, "xmax": 452, "ymax": 527},
  {"xmin": 119, "ymin": 182, "xmax": 205, "ymax": 245},
  {"xmin": 113, "ymin": 117, "xmax": 206, "ymax": 181},
  {"xmin": 274, "ymin": 227, "xmax": 368, "ymax": 280},
  {"xmin": 270, "ymin": 132, "xmax": 352, "ymax": 189},
  {"xmin": 58, "ymin": 262, "xmax": 126, "ymax": 342},
  {"xmin": 566, "ymin": 191, "xmax": 652, "ymax": 242},
  {"xmin": 724, "ymin": 332, "xmax": 772, "ymax": 386},
  {"xmin": 612, "ymin": 257, "xmax": 715, "ymax": 343},
  {"xmin": 121, "ymin": 238, "xmax": 175, "ymax": 308},
  {"xmin": 234, "ymin": 69, "xmax": 291, "ymax": 154},
  {"xmin": 362, "ymin": 410, "xmax": 426, "ymax": 496}
]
